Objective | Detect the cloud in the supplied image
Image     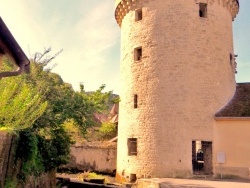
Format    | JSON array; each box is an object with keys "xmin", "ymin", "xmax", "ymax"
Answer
[
  {"xmin": 51, "ymin": 0, "xmax": 121, "ymax": 93},
  {"xmin": 1, "ymin": 0, "xmax": 121, "ymax": 94}
]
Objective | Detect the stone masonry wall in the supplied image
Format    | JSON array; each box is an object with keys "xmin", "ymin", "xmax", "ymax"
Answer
[
  {"xmin": 115, "ymin": 0, "xmax": 239, "ymax": 180},
  {"xmin": 62, "ymin": 142, "xmax": 117, "ymax": 174}
]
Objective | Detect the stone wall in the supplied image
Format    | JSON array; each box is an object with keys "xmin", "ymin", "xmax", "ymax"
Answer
[{"xmin": 63, "ymin": 142, "xmax": 117, "ymax": 174}]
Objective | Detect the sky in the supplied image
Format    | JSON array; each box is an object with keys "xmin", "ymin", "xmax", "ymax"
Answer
[{"xmin": 0, "ymin": 0, "xmax": 249, "ymax": 94}]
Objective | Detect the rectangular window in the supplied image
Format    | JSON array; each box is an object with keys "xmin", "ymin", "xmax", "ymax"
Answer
[
  {"xmin": 134, "ymin": 47, "xmax": 142, "ymax": 61},
  {"xmin": 134, "ymin": 94, "xmax": 138, "ymax": 108},
  {"xmin": 135, "ymin": 9, "xmax": 142, "ymax": 21},
  {"xmin": 128, "ymin": 138, "xmax": 137, "ymax": 156},
  {"xmin": 199, "ymin": 3, "xmax": 207, "ymax": 18}
]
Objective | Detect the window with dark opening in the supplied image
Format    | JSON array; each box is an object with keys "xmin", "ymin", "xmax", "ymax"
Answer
[
  {"xmin": 134, "ymin": 94, "xmax": 138, "ymax": 108},
  {"xmin": 199, "ymin": 3, "xmax": 207, "ymax": 18},
  {"xmin": 128, "ymin": 138, "xmax": 137, "ymax": 156},
  {"xmin": 134, "ymin": 47, "xmax": 142, "ymax": 61},
  {"xmin": 135, "ymin": 9, "xmax": 142, "ymax": 21},
  {"xmin": 230, "ymin": 53, "xmax": 233, "ymax": 65}
]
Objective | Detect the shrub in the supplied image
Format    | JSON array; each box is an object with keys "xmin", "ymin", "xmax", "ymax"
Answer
[{"xmin": 99, "ymin": 122, "xmax": 117, "ymax": 140}]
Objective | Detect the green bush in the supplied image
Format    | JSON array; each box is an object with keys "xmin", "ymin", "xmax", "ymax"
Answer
[
  {"xmin": 15, "ymin": 127, "xmax": 73, "ymax": 181},
  {"xmin": 99, "ymin": 122, "xmax": 117, "ymax": 140},
  {"xmin": 4, "ymin": 178, "xmax": 17, "ymax": 188},
  {"xmin": 16, "ymin": 130, "xmax": 44, "ymax": 181}
]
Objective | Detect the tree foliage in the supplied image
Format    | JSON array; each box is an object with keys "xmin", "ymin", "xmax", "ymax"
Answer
[
  {"xmin": 0, "ymin": 59, "xmax": 47, "ymax": 131},
  {"xmin": 99, "ymin": 121, "xmax": 117, "ymax": 140},
  {"xmin": 1, "ymin": 48, "xmax": 115, "ymax": 181},
  {"xmin": 15, "ymin": 48, "xmax": 114, "ymax": 172}
]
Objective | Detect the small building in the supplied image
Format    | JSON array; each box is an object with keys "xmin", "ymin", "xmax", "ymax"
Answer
[
  {"xmin": 0, "ymin": 17, "xmax": 30, "ymax": 78},
  {"xmin": 214, "ymin": 83, "xmax": 250, "ymax": 179}
]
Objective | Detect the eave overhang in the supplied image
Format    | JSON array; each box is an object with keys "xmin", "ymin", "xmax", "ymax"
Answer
[
  {"xmin": 0, "ymin": 17, "xmax": 30, "ymax": 78},
  {"xmin": 215, "ymin": 117, "xmax": 250, "ymax": 121}
]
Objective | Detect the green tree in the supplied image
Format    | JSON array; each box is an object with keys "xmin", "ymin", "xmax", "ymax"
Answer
[
  {"xmin": 24, "ymin": 48, "xmax": 114, "ymax": 135},
  {"xmin": 1, "ymin": 48, "xmax": 115, "ymax": 181},
  {"xmin": 73, "ymin": 83, "xmax": 113, "ymax": 135},
  {"xmin": 99, "ymin": 121, "xmax": 117, "ymax": 140},
  {"xmin": 18, "ymin": 48, "xmax": 114, "ymax": 171},
  {"xmin": 0, "ymin": 59, "xmax": 47, "ymax": 131}
]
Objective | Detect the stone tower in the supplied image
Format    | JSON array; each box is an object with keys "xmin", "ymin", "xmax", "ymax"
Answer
[{"xmin": 115, "ymin": 0, "xmax": 239, "ymax": 180}]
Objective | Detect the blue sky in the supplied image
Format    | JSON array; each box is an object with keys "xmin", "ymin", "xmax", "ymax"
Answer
[
  {"xmin": 233, "ymin": 1, "xmax": 250, "ymax": 84},
  {"xmin": 1, "ymin": 0, "xmax": 249, "ymax": 94}
]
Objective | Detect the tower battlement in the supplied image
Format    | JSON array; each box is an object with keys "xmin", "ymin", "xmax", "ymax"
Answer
[{"xmin": 115, "ymin": 0, "xmax": 239, "ymax": 26}]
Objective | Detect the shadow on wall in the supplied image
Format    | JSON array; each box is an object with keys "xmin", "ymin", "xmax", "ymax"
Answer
[
  {"xmin": 60, "ymin": 157, "xmax": 97, "ymax": 173},
  {"xmin": 59, "ymin": 142, "xmax": 117, "ymax": 175}
]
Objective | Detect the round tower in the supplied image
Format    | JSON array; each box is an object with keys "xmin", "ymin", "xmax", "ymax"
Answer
[{"xmin": 115, "ymin": 0, "xmax": 239, "ymax": 180}]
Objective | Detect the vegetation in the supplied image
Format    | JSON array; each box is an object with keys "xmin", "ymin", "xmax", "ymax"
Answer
[
  {"xmin": 99, "ymin": 122, "xmax": 117, "ymax": 140},
  {"xmin": 0, "ymin": 58, "xmax": 47, "ymax": 131},
  {"xmin": 1, "ymin": 48, "xmax": 116, "ymax": 184},
  {"xmin": 4, "ymin": 178, "xmax": 17, "ymax": 188}
]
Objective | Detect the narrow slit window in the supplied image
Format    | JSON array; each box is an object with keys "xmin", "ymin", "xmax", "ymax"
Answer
[
  {"xmin": 135, "ymin": 9, "xmax": 142, "ymax": 21},
  {"xmin": 230, "ymin": 53, "xmax": 233, "ymax": 65},
  {"xmin": 134, "ymin": 47, "xmax": 142, "ymax": 61},
  {"xmin": 199, "ymin": 3, "xmax": 207, "ymax": 18},
  {"xmin": 128, "ymin": 138, "xmax": 137, "ymax": 156},
  {"xmin": 134, "ymin": 94, "xmax": 138, "ymax": 108}
]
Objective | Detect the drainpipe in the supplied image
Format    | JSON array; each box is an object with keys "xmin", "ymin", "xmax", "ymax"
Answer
[{"xmin": 0, "ymin": 63, "xmax": 26, "ymax": 79}]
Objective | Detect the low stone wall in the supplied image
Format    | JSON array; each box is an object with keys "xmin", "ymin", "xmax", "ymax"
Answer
[{"xmin": 63, "ymin": 142, "xmax": 117, "ymax": 174}]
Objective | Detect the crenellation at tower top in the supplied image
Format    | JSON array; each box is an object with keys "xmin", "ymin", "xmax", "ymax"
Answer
[{"xmin": 115, "ymin": 0, "xmax": 239, "ymax": 26}]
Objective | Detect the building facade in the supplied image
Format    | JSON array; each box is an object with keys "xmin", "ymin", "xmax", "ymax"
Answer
[{"xmin": 115, "ymin": 0, "xmax": 239, "ymax": 180}]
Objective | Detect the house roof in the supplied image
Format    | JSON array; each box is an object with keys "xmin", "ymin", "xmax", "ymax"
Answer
[
  {"xmin": 215, "ymin": 83, "xmax": 250, "ymax": 118},
  {"xmin": 110, "ymin": 103, "xmax": 119, "ymax": 116},
  {"xmin": 0, "ymin": 17, "xmax": 30, "ymax": 76}
]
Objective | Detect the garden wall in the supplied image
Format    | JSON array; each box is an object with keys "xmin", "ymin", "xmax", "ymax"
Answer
[{"xmin": 63, "ymin": 142, "xmax": 117, "ymax": 174}]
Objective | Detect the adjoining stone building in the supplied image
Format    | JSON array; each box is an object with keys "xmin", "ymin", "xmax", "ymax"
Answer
[{"xmin": 114, "ymin": 0, "xmax": 249, "ymax": 182}]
